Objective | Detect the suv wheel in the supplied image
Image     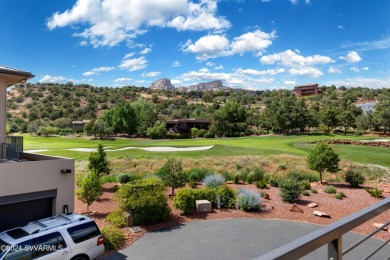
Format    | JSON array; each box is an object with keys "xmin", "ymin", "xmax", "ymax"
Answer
[{"xmin": 71, "ymin": 255, "xmax": 89, "ymax": 260}]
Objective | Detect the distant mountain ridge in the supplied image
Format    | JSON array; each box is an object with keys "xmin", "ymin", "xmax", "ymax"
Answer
[{"xmin": 150, "ymin": 78, "xmax": 227, "ymax": 92}]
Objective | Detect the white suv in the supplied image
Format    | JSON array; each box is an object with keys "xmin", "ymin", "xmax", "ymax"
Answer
[{"xmin": 0, "ymin": 214, "xmax": 104, "ymax": 260}]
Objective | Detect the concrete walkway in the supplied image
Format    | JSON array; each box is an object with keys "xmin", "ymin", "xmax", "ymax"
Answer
[{"xmin": 102, "ymin": 219, "xmax": 389, "ymax": 260}]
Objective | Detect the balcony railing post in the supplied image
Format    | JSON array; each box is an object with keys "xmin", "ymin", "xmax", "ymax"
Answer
[{"xmin": 328, "ymin": 236, "xmax": 342, "ymax": 260}]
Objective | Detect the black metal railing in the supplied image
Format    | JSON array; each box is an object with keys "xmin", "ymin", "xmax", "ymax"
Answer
[
  {"xmin": 0, "ymin": 136, "xmax": 23, "ymax": 161},
  {"xmin": 255, "ymin": 196, "xmax": 390, "ymax": 260}
]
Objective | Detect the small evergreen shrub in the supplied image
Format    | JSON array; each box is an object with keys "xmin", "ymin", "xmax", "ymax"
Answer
[
  {"xmin": 364, "ymin": 187, "xmax": 383, "ymax": 198},
  {"xmin": 302, "ymin": 190, "xmax": 310, "ymax": 196},
  {"xmin": 115, "ymin": 178, "xmax": 171, "ymax": 225},
  {"xmin": 338, "ymin": 192, "xmax": 346, "ymax": 197},
  {"xmin": 301, "ymin": 172, "xmax": 320, "ymax": 182},
  {"xmin": 335, "ymin": 193, "xmax": 343, "ymax": 200},
  {"xmin": 117, "ymin": 173, "xmax": 133, "ymax": 184},
  {"xmin": 300, "ymin": 180, "xmax": 311, "ymax": 190},
  {"xmin": 203, "ymin": 174, "xmax": 225, "ymax": 188},
  {"xmin": 204, "ymin": 131, "xmax": 215, "ymax": 138},
  {"xmin": 237, "ymin": 189, "xmax": 262, "ymax": 211},
  {"xmin": 311, "ymin": 188, "xmax": 318, "ymax": 194},
  {"xmin": 324, "ymin": 186, "xmax": 337, "ymax": 194},
  {"xmin": 256, "ymin": 180, "xmax": 267, "ymax": 189},
  {"xmin": 105, "ymin": 209, "xmax": 126, "ymax": 228},
  {"xmin": 278, "ymin": 164, "xmax": 287, "ymax": 170},
  {"xmin": 197, "ymin": 129, "xmax": 207, "ymax": 137},
  {"xmin": 251, "ymin": 167, "xmax": 265, "ymax": 182},
  {"xmin": 287, "ymin": 171, "xmax": 302, "ymax": 181},
  {"xmin": 221, "ymin": 171, "xmax": 234, "ymax": 181},
  {"xmin": 233, "ymin": 174, "xmax": 240, "ymax": 184},
  {"xmin": 189, "ymin": 179, "xmax": 197, "ymax": 189},
  {"xmin": 345, "ymin": 169, "xmax": 365, "ymax": 187},
  {"xmin": 279, "ymin": 179, "xmax": 301, "ymax": 203},
  {"xmin": 188, "ymin": 172, "xmax": 199, "ymax": 182},
  {"xmin": 269, "ymin": 175, "xmax": 280, "ymax": 187},
  {"xmin": 186, "ymin": 168, "xmax": 211, "ymax": 181},
  {"xmin": 246, "ymin": 173, "xmax": 254, "ymax": 184},
  {"xmin": 215, "ymin": 185, "xmax": 236, "ymax": 208},
  {"xmin": 100, "ymin": 226, "xmax": 125, "ymax": 250}
]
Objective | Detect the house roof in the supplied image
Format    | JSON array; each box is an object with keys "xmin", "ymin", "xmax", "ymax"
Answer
[
  {"xmin": 0, "ymin": 66, "xmax": 35, "ymax": 87},
  {"xmin": 164, "ymin": 118, "xmax": 211, "ymax": 124},
  {"xmin": 294, "ymin": 84, "xmax": 319, "ymax": 89}
]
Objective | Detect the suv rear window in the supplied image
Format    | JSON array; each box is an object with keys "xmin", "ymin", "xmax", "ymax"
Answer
[{"xmin": 67, "ymin": 221, "xmax": 100, "ymax": 244}]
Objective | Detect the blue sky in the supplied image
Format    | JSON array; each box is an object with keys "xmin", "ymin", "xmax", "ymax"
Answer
[{"xmin": 1, "ymin": 0, "xmax": 389, "ymax": 90}]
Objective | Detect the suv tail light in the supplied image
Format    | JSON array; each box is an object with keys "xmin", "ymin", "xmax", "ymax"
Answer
[{"xmin": 97, "ymin": 235, "xmax": 104, "ymax": 246}]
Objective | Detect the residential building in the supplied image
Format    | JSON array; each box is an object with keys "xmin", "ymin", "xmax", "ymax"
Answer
[
  {"xmin": 0, "ymin": 66, "xmax": 75, "ymax": 232},
  {"xmin": 293, "ymin": 84, "xmax": 320, "ymax": 97},
  {"xmin": 354, "ymin": 101, "xmax": 377, "ymax": 114},
  {"xmin": 72, "ymin": 119, "xmax": 91, "ymax": 132}
]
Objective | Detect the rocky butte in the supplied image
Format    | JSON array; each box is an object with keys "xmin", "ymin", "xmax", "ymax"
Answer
[{"xmin": 150, "ymin": 78, "xmax": 226, "ymax": 92}]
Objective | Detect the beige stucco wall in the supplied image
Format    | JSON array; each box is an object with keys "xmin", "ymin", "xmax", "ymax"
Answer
[{"xmin": 0, "ymin": 153, "xmax": 75, "ymax": 215}]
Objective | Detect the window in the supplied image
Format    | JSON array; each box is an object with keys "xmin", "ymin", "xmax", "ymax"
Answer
[
  {"xmin": 4, "ymin": 239, "xmax": 34, "ymax": 260},
  {"xmin": 34, "ymin": 232, "xmax": 67, "ymax": 258},
  {"xmin": 67, "ymin": 222, "xmax": 100, "ymax": 244}
]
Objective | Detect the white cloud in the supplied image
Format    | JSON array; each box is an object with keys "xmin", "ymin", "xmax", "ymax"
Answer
[
  {"xmin": 182, "ymin": 34, "xmax": 229, "ymax": 60},
  {"xmin": 284, "ymin": 80, "xmax": 296, "ymax": 85},
  {"xmin": 183, "ymin": 29, "xmax": 275, "ymax": 60},
  {"xmin": 362, "ymin": 67, "xmax": 369, "ymax": 71},
  {"xmin": 114, "ymin": 77, "xmax": 133, "ymax": 84},
  {"xmin": 166, "ymin": 0, "xmax": 231, "ymax": 32},
  {"xmin": 350, "ymin": 67, "xmax": 360, "ymax": 72},
  {"xmin": 288, "ymin": 67, "xmax": 323, "ymax": 78},
  {"xmin": 83, "ymin": 66, "xmax": 115, "ymax": 76},
  {"xmin": 328, "ymin": 66, "xmax": 342, "ymax": 74},
  {"xmin": 228, "ymin": 30, "xmax": 276, "ymax": 55},
  {"xmin": 215, "ymin": 65, "xmax": 224, "ymax": 70},
  {"xmin": 134, "ymin": 79, "xmax": 145, "ymax": 84},
  {"xmin": 338, "ymin": 25, "xmax": 345, "ymax": 30},
  {"xmin": 172, "ymin": 61, "xmax": 181, "ymax": 67},
  {"xmin": 342, "ymin": 36, "xmax": 390, "ymax": 51},
  {"xmin": 339, "ymin": 51, "xmax": 361, "ymax": 63},
  {"xmin": 289, "ymin": 0, "xmax": 299, "ymax": 4},
  {"xmin": 124, "ymin": 52, "xmax": 135, "ymax": 59},
  {"xmin": 119, "ymin": 56, "xmax": 148, "ymax": 71},
  {"xmin": 199, "ymin": 67, "xmax": 210, "ymax": 73},
  {"xmin": 139, "ymin": 47, "xmax": 152, "ymax": 55},
  {"xmin": 327, "ymin": 77, "xmax": 390, "ymax": 88},
  {"xmin": 171, "ymin": 79, "xmax": 182, "ymax": 85},
  {"xmin": 142, "ymin": 71, "xmax": 161, "ymax": 77},
  {"xmin": 39, "ymin": 75, "xmax": 68, "ymax": 83},
  {"xmin": 47, "ymin": 0, "xmax": 230, "ymax": 47},
  {"xmin": 235, "ymin": 68, "xmax": 285, "ymax": 76},
  {"xmin": 206, "ymin": 62, "xmax": 215, "ymax": 67},
  {"xmin": 260, "ymin": 49, "xmax": 333, "ymax": 68}
]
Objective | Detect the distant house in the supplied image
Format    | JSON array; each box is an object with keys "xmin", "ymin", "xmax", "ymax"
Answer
[
  {"xmin": 72, "ymin": 119, "xmax": 91, "ymax": 132},
  {"xmin": 354, "ymin": 101, "xmax": 377, "ymax": 114},
  {"xmin": 164, "ymin": 118, "xmax": 211, "ymax": 132},
  {"xmin": 293, "ymin": 84, "xmax": 320, "ymax": 97}
]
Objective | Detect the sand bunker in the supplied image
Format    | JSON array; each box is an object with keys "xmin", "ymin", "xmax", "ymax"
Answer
[{"xmin": 69, "ymin": 145, "xmax": 213, "ymax": 152}]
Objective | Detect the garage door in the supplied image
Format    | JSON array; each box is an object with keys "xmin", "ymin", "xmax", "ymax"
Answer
[{"xmin": 0, "ymin": 198, "xmax": 53, "ymax": 232}]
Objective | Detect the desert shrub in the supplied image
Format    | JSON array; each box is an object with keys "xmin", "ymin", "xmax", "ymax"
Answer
[
  {"xmin": 345, "ymin": 169, "xmax": 365, "ymax": 187},
  {"xmin": 287, "ymin": 171, "xmax": 303, "ymax": 181},
  {"xmin": 238, "ymin": 168, "xmax": 250, "ymax": 181},
  {"xmin": 324, "ymin": 185, "xmax": 337, "ymax": 194},
  {"xmin": 246, "ymin": 173, "xmax": 254, "ymax": 184},
  {"xmin": 117, "ymin": 173, "xmax": 133, "ymax": 184},
  {"xmin": 100, "ymin": 226, "xmax": 125, "ymax": 250},
  {"xmin": 237, "ymin": 188, "xmax": 262, "ymax": 211},
  {"xmin": 233, "ymin": 174, "xmax": 240, "ymax": 184},
  {"xmin": 278, "ymin": 164, "xmax": 287, "ymax": 170},
  {"xmin": 364, "ymin": 187, "xmax": 383, "ymax": 198},
  {"xmin": 256, "ymin": 180, "xmax": 267, "ymax": 189},
  {"xmin": 105, "ymin": 209, "xmax": 126, "ymax": 228},
  {"xmin": 100, "ymin": 175, "xmax": 118, "ymax": 184},
  {"xmin": 279, "ymin": 179, "xmax": 301, "ymax": 203},
  {"xmin": 302, "ymin": 190, "xmax": 310, "ymax": 196},
  {"xmin": 191, "ymin": 128, "xmax": 199, "ymax": 138},
  {"xmin": 215, "ymin": 185, "xmax": 236, "ymax": 208},
  {"xmin": 311, "ymin": 188, "xmax": 318, "ymax": 194},
  {"xmin": 269, "ymin": 175, "xmax": 280, "ymax": 187},
  {"xmin": 203, "ymin": 174, "xmax": 225, "ymax": 188},
  {"xmin": 173, "ymin": 188, "xmax": 216, "ymax": 214},
  {"xmin": 300, "ymin": 180, "xmax": 311, "ymax": 190},
  {"xmin": 251, "ymin": 167, "xmax": 265, "ymax": 182},
  {"xmin": 204, "ymin": 131, "xmax": 215, "ymax": 138},
  {"xmin": 301, "ymin": 172, "xmax": 320, "ymax": 182},
  {"xmin": 221, "ymin": 171, "xmax": 234, "ymax": 181},
  {"xmin": 189, "ymin": 179, "xmax": 197, "ymax": 189},
  {"xmin": 197, "ymin": 129, "xmax": 207, "ymax": 137},
  {"xmin": 186, "ymin": 168, "xmax": 211, "ymax": 182},
  {"xmin": 115, "ymin": 177, "xmax": 170, "ymax": 225},
  {"xmin": 335, "ymin": 193, "xmax": 343, "ymax": 200},
  {"xmin": 338, "ymin": 192, "xmax": 346, "ymax": 197}
]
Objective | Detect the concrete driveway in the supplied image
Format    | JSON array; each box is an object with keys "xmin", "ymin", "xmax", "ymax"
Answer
[{"xmin": 102, "ymin": 218, "xmax": 389, "ymax": 260}]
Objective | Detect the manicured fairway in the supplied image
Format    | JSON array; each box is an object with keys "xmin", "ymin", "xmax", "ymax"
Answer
[{"xmin": 21, "ymin": 134, "xmax": 390, "ymax": 168}]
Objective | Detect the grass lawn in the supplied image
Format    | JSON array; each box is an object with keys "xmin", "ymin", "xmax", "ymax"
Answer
[{"xmin": 21, "ymin": 134, "xmax": 390, "ymax": 168}]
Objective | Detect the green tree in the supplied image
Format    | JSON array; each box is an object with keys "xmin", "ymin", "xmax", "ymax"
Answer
[
  {"xmin": 307, "ymin": 141, "xmax": 340, "ymax": 184},
  {"xmin": 88, "ymin": 143, "xmax": 110, "ymax": 175},
  {"xmin": 319, "ymin": 102, "xmax": 339, "ymax": 133},
  {"xmin": 374, "ymin": 100, "xmax": 390, "ymax": 133},
  {"xmin": 337, "ymin": 110, "xmax": 355, "ymax": 135},
  {"xmin": 147, "ymin": 121, "xmax": 167, "ymax": 139},
  {"xmin": 211, "ymin": 102, "xmax": 248, "ymax": 137},
  {"xmin": 158, "ymin": 159, "xmax": 187, "ymax": 196},
  {"xmin": 131, "ymin": 99, "xmax": 156, "ymax": 136},
  {"xmin": 76, "ymin": 172, "xmax": 102, "ymax": 213}
]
